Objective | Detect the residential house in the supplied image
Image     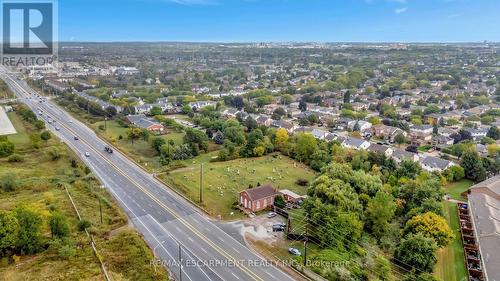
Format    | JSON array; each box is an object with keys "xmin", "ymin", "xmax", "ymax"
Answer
[
  {"xmin": 431, "ymin": 135, "xmax": 454, "ymax": 150},
  {"xmin": 419, "ymin": 156, "xmax": 455, "ymax": 172},
  {"xmin": 189, "ymin": 101, "xmax": 216, "ymax": 110},
  {"xmin": 392, "ymin": 149, "xmax": 419, "ymax": 163},
  {"xmin": 126, "ymin": 114, "xmax": 164, "ymax": 132},
  {"xmin": 410, "ymin": 125, "xmax": 433, "ymax": 145},
  {"xmin": 279, "ymin": 189, "xmax": 305, "ymax": 205},
  {"xmin": 271, "ymin": 120, "xmax": 297, "ymax": 134},
  {"xmin": 464, "ymin": 127, "xmax": 488, "ymax": 141},
  {"xmin": 371, "ymin": 124, "xmax": 406, "ymax": 142},
  {"xmin": 367, "ymin": 143, "xmax": 393, "ymax": 157},
  {"xmin": 341, "ymin": 137, "xmax": 371, "ymax": 150},
  {"xmin": 239, "ymin": 184, "xmax": 276, "ymax": 212},
  {"xmin": 347, "ymin": 120, "xmax": 372, "ymax": 132}
]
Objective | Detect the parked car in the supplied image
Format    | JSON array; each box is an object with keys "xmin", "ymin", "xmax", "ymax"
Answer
[
  {"xmin": 267, "ymin": 212, "xmax": 277, "ymax": 218},
  {"xmin": 272, "ymin": 223, "xmax": 286, "ymax": 232},
  {"xmin": 288, "ymin": 248, "xmax": 301, "ymax": 256}
]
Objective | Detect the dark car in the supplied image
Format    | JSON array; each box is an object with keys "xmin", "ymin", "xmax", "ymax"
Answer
[
  {"xmin": 272, "ymin": 223, "xmax": 286, "ymax": 232},
  {"xmin": 74, "ymin": 136, "xmax": 79, "ymax": 140},
  {"xmin": 104, "ymin": 146, "xmax": 113, "ymax": 153}
]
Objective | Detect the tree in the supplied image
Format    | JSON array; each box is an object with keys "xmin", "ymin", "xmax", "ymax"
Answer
[
  {"xmin": 274, "ymin": 128, "xmax": 289, "ymax": 150},
  {"xmin": 151, "ymin": 137, "xmax": 166, "ymax": 153},
  {"xmin": 15, "ymin": 207, "xmax": 43, "ymax": 254},
  {"xmin": 298, "ymin": 100, "xmax": 307, "ymax": 112},
  {"xmin": 232, "ymin": 96, "xmax": 244, "ymax": 110},
  {"xmin": 295, "ymin": 133, "xmax": 317, "ymax": 163},
  {"xmin": 0, "ymin": 211, "xmax": 18, "ymax": 255},
  {"xmin": 396, "ymin": 160, "xmax": 422, "ymax": 179},
  {"xmin": 368, "ymin": 116, "xmax": 381, "ymax": 125},
  {"xmin": 460, "ymin": 148, "xmax": 487, "ymax": 182},
  {"xmin": 366, "ymin": 191, "xmax": 396, "ymax": 240},
  {"xmin": 487, "ymin": 126, "xmax": 500, "ymax": 140},
  {"xmin": 442, "ymin": 166, "xmax": 465, "ymax": 182},
  {"xmin": 343, "ymin": 90, "xmax": 351, "ymax": 104},
  {"xmin": 49, "ymin": 212, "xmax": 70, "ymax": 238},
  {"xmin": 149, "ymin": 106, "xmax": 163, "ymax": 116},
  {"xmin": 394, "ymin": 133, "xmax": 407, "ymax": 147},
  {"xmin": 126, "ymin": 127, "xmax": 142, "ymax": 144},
  {"xmin": 395, "ymin": 233, "xmax": 438, "ymax": 272},
  {"xmin": 34, "ymin": 120, "xmax": 45, "ymax": 130},
  {"xmin": 281, "ymin": 94, "xmax": 293, "ymax": 105},
  {"xmin": 403, "ymin": 212, "xmax": 454, "ymax": 248},
  {"xmin": 40, "ymin": 131, "xmax": 52, "ymax": 142},
  {"xmin": 274, "ymin": 195, "xmax": 286, "ymax": 208}
]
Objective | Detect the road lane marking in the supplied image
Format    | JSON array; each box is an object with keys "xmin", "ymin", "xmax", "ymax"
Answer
[{"xmin": 6, "ymin": 75, "xmax": 267, "ymax": 281}]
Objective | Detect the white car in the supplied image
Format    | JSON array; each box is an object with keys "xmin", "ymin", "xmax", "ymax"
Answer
[
  {"xmin": 288, "ymin": 248, "xmax": 301, "ymax": 256},
  {"xmin": 84, "ymin": 152, "xmax": 90, "ymax": 157}
]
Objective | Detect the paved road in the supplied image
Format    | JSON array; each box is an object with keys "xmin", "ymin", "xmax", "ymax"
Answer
[{"xmin": 0, "ymin": 67, "xmax": 296, "ymax": 281}]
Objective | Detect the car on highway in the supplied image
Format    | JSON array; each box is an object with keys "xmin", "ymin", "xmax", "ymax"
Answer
[
  {"xmin": 74, "ymin": 136, "xmax": 79, "ymax": 140},
  {"xmin": 84, "ymin": 152, "xmax": 90, "ymax": 157},
  {"xmin": 47, "ymin": 119, "xmax": 52, "ymax": 124},
  {"xmin": 104, "ymin": 146, "xmax": 113, "ymax": 154},
  {"xmin": 55, "ymin": 126, "xmax": 60, "ymax": 131},
  {"xmin": 267, "ymin": 212, "xmax": 277, "ymax": 218},
  {"xmin": 69, "ymin": 120, "xmax": 73, "ymax": 123},
  {"xmin": 288, "ymin": 248, "xmax": 301, "ymax": 256}
]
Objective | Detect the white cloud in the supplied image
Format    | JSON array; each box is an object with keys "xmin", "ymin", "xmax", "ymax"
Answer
[
  {"xmin": 394, "ymin": 7, "xmax": 407, "ymax": 14},
  {"xmin": 448, "ymin": 13, "xmax": 463, "ymax": 18}
]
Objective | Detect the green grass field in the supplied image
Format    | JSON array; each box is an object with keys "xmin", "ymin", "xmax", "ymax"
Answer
[
  {"xmin": 434, "ymin": 202, "xmax": 467, "ymax": 281},
  {"xmin": 159, "ymin": 152, "xmax": 317, "ymax": 220},
  {"xmin": 443, "ymin": 179, "xmax": 474, "ymax": 201},
  {"xmin": 93, "ymin": 120, "xmax": 185, "ymax": 171},
  {"xmin": 0, "ymin": 109, "xmax": 167, "ymax": 281}
]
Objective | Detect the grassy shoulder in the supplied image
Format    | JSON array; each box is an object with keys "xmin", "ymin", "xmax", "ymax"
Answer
[
  {"xmin": 0, "ymin": 108, "xmax": 168, "ymax": 281},
  {"xmin": 92, "ymin": 120, "xmax": 185, "ymax": 172},
  {"xmin": 158, "ymin": 152, "xmax": 317, "ymax": 220}
]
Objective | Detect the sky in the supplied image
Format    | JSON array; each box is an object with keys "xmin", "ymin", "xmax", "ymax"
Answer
[{"xmin": 58, "ymin": 0, "xmax": 500, "ymax": 42}]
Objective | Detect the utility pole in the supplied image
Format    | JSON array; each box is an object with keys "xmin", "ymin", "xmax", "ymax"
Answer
[
  {"xmin": 303, "ymin": 219, "xmax": 308, "ymax": 266},
  {"xmin": 99, "ymin": 197, "xmax": 103, "ymax": 224},
  {"xmin": 199, "ymin": 163, "xmax": 204, "ymax": 203},
  {"xmin": 104, "ymin": 116, "xmax": 107, "ymax": 131}
]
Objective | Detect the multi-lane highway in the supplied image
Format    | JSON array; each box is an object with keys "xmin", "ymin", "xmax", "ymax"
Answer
[{"xmin": 0, "ymin": 67, "xmax": 296, "ymax": 281}]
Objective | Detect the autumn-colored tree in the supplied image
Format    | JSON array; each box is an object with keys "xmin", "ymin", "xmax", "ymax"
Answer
[
  {"xmin": 403, "ymin": 212, "xmax": 454, "ymax": 248},
  {"xmin": 274, "ymin": 128, "xmax": 289, "ymax": 150}
]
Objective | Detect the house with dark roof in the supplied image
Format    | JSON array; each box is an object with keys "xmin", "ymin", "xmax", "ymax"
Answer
[
  {"xmin": 341, "ymin": 137, "xmax": 371, "ymax": 150},
  {"xmin": 126, "ymin": 114, "xmax": 164, "ymax": 132},
  {"xmin": 239, "ymin": 184, "xmax": 276, "ymax": 212}
]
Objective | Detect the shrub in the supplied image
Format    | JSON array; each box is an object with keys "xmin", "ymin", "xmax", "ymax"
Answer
[
  {"xmin": 7, "ymin": 154, "xmax": 23, "ymax": 162},
  {"xmin": 58, "ymin": 245, "xmax": 75, "ymax": 260},
  {"xmin": 0, "ymin": 173, "xmax": 17, "ymax": 192},
  {"xmin": 295, "ymin": 178, "xmax": 309, "ymax": 186},
  {"xmin": 0, "ymin": 141, "xmax": 15, "ymax": 157},
  {"xmin": 77, "ymin": 219, "xmax": 91, "ymax": 231}
]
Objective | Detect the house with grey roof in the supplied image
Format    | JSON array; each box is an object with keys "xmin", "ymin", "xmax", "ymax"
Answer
[
  {"xmin": 391, "ymin": 149, "xmax": 419, "ymax": 163},
  {"xmin": 341, "ymin": 137, "xmax": 371, "ymax": 150},
  {"xmin": 419, "ymin": 156, "xmax": 456, "ymax": 172},
  {"xmin": 367, "ymin": 143, "xmax": 393, "ymax": 157},
  {"xmin": 467, "ymin": 175, "xmax": 500, "ymax": 281}
]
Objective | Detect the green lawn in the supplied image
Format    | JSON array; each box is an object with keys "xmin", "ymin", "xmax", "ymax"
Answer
[
  {"xmin": 159, "ymin": 153, "xmax": 317, "ymax": 220},
  {"xmin": 93, "ymin": 120, "xmax": 185, "ymax": 172},
  {"xmin": 443, "ymin": 179, "xmax": 474, "ymax": 201},
  {"xmin": 5, "ymin": 112, "xmax": 30, "ymax": 146},
  {"xmin": 434, "ymin": 202, "xmax": 467, "ymax": 281}
]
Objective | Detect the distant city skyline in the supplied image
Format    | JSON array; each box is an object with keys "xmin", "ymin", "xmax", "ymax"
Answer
[{"xmin": 59, "ymin": 0, "xmax": 500, "ymax": 42}]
